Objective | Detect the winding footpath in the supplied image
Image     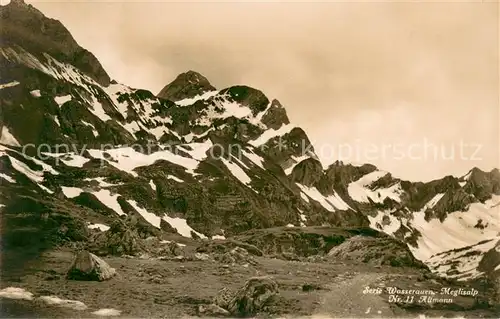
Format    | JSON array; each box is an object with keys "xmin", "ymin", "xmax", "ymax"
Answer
[{"xmin": 312, "ymin": 273, "xmax": 394, "ymax": 318}]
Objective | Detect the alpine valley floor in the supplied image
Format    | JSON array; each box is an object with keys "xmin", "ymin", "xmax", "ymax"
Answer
[{"xmin": 1, "ymin": 243, "xmax": 497, "ymax": 319}]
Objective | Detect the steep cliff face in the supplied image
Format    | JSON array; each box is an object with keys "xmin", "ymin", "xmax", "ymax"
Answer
[{"xmin": 1, "ymin": 0, "xmax": 499, "ymax": 282}]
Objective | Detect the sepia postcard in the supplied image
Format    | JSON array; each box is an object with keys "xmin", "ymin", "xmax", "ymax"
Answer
[{"xmin": 0, "ymin": 0, "xmax": 498, "ymax": 318}]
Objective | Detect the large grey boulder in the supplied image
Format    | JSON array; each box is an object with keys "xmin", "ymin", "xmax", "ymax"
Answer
[
  {"xmin": 225, "ymin": 276, "xmax": 278, "ymax": 316},
  {"xmin": 67, "ymin": 250, "xmax": 116, "ymax": 281}
]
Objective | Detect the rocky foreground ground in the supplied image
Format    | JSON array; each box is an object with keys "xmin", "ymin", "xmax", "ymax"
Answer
[{"xmin": 1, "ymin": 239, "xmax": 497, "ymax": 318}]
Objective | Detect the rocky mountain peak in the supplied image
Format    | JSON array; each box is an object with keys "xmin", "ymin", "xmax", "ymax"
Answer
[
  {"xmin": 0, "ymin": 0, "xmax": 110, "ymax": 86},
  {"xmin": 6, "ymin": 0, "xmax": 27, "ymax": 6},
  {"xmin": 491, "ymin": 168, "xmax": 500, "ymax": 179},
  {"xmin": 463, "ymin": 166, "xmax": 500, "ymax": 202},
  {"xmin": 470, "ymin": 166, "xmax": 485, "ymax": 175},
  {"xmin": 5, "ymin": 0, "xmax": 20, "ymax": 5},
  {"xmin": 177, "ymin": 70, "xmax": 210, "ymax": 85},
  {"xmin": 1, "ymin": 0, "xmax": 45, "ymax": 19},
  {"xmin": 157, "ymin": 70, "xmax": 215, "ymax": 101}
]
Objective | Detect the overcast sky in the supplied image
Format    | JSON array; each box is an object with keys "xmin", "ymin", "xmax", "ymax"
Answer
[{"xmin": 22, "ymin": 0, "xmax": 500, "ymax": 182}]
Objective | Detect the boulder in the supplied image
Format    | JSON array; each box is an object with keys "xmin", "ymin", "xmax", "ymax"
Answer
[
  {"xmin": 88, "ymin": 221, "xmax": 146, "ymax": 256},
  {"xmin": 197, "ymin": 303, "xmax": 230, "ymax": 317},
  {"xmin": 214, "ymin": 287, "xmax": 234, "ymax": 310},
  {"xmin": 67, "ymin": 250, "xmax": 116, "ymax": 281},
  {"xmin": 215, "ymin": 247, "xmax": 257, "ymax": 266},
  {"xmin": 226, "ymin": 276, "xmax": 279, "ymax": 316}
]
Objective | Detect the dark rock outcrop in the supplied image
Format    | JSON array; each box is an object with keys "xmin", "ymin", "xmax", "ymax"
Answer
[
  {"xmin": 290, "ymin": 158, "xmax": 324, "ymax": 187},
  {"xmin": 196, "ymin": 239, "xmax": 263, "ymax": 257},
  {"xmin": 322, "ymin": 162, "xmax": 378, "ymax": 191},
  {"xmin": 463, "ymin": 168, "xmax": 500, "ymax": 202},
  {"xmin": 220, "ymin": 86, "xmax": 269, "ymax": 115},
  {"xmin": 478, "ymin": 240, "xmax": 500, "ymax": 278},
  {"xmin": 88, "ymin": 221, "xmax": 146, "ymax": 256},
  {"xmin": 214, "ymin": 247, "xmax": 258, "ymax": 266},
  {"xmin": 431, "ymin": 188, "xmax": 476, "ymax": 221},
  {"xmin": 327, "ymin": 235, "xmax": 426, "ymax": 268},
  {"xmin": 260, "ymin": 99, "xmax": 290, "ymax": 129},
  {"xmin": 261, "ymin": 127, "xmax": 316, "ymax": 170},
  {"xmin": 67, "ymin": 250, "xmax": 116, "ymax": 281},
  {"xmin": 233, "ymin": 226, "xmax": 377, "ymax": 258},
  {"xmin": 220, "ymin": 276, "xmax": 279, "ymax": 316}
]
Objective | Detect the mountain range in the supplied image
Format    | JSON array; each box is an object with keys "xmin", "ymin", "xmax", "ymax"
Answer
[{"xmin": 1, "ymin": 0, "xmax": 499, "ymax": 305}]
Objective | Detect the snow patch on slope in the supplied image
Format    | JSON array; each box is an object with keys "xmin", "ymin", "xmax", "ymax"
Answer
[
  {"xmin": 249, "ymin": 124, "xmax": 294, "ymax": 147},
  {"xmin": 297, "ymin": 183, "xmax": 352, "ymax": 211},
  {"xmin": 175, "ymin": 90, "xmax": 219, "ymax": 106},
  {"xmin": 242, "ymin": 149, "xmax": 265, "ymax": 169},
  {"xmin": 425, "ymin": 193, "xmax": 445, "ymax": 209},
  {"xmin": 300, "ymin": 192, "xmax": 310, "ymax": 203},
  {"xmin": 368, "ymin": 211, "xmax": 402, "ymax": 235},
  {"xmin": 284, "ymin": 155, "xmax": 310, "ymax": 175},
  {"xmin": 409, "ymin": 194, "xmax": 500, "ymax": 261},
  {"xmin": 43, "ymin": 152, "xmax": 90, "ymax": 167},
  {"xmin": 128, "ymin": 200, "xmax": 207, "ymax": 238},
  {"xmin": 92, "ymin": 190, "xmax": 125, "ymax": 216},
  {"xmin": 85, "ymin": 94, "xmax": 112, "ymax": 122},
  {"xmin": 61, "ymin": 186, "xmax": 84, "ymax": 198},
  {"xmin": 0, "ymin": 172, "xmax": 16, "ymax": 183},
  {"xmin": 176, "ymin": 140, "xmax": 213, "ymax": 161},
  {"xmin": 7, "ymin": 155, "xmax": 53, "ymax": 193},
  {"xmin": 88, "ymin": 223, "xmax": 110, "ymax": 232},
  {"xmin": 427, "ymin": 239, "xmax": 499, "ymax": 281},
  {"xmin": 0, "ymin": 126, "xmax": 21, "ymax": 147},
  {"xmin": 1, "ymin": 145, "xmax": 60, "ymax": 175},
  {"xmin": 167, "ymin": 175, "xmax": 184, "ymax": 183},
  {"xmin": 54, "ymin": 95, "xmax": 72, "ymax": 107},
  {"xmin": 0, "ymin": 81, "xmax": 20, "ymax": 89},
  {"xmin": 348, "ymin": 171, "xmax": 402, "ymax": 203},
  {"xmin": 163, "ymin": 215, "xmax": 206, "ymax": 238},
  {"xmin": 221, "ymin": 157, "xmax": 252, "ymax": 185},
  {"xmin": 128, "ymin": 200, "xmax": 161, "ymax": 228},
  {"xmin": 30, "ymin": 89, "xmax": 41, "ymax": 97},
  {"xmin": 81, "ymin": 120, "xmax": 99, "ymax": 137},
  {"xmin": 87, "ymin": 146, "xmax": 202, "ymax": 177},
  {"xmin": 149, "ymin": 180, "xmax": 157, "ymax": 191}
]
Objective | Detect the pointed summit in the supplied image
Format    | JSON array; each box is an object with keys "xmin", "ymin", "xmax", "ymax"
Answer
[
  {"xmin": 157, "ymin": 70, "xmax": 216, "ymax": 102},
  {"xmin": 7, "ymin": 0, "xmax": 26, "ymax": 6}
]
